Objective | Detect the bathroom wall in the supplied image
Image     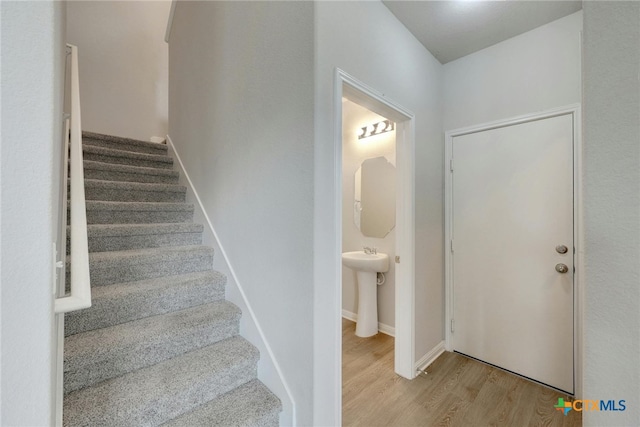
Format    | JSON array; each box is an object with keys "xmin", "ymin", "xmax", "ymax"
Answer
[{"xmin": 342, "ymin": 99, "xmax": 396, "ymax": 332}]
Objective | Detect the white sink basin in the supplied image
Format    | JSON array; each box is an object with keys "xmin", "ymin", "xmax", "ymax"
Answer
[{"xmin": 342, "ymin": 251, "xmax": 389, "ymax": 273}]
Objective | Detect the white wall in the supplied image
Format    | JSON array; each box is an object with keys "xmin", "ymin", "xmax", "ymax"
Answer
[
  {"xmin": 442, "ymin": 3, "xmax": 583, "ymax": 395},
  {"xmin": 342, "ymin": 100, "xmax": 396, "ymax": 330},
  {"xmin": 444, "ymin": 8, "xmax": 639, "ymax": 422},
  {"xmin": 0, "ymin": 1, "xmax": 65, "ymax": 424},
  {"xmin": 582, "ymin": 2, "xmax": 640, "ymax": 425},
  {"xmin": 314, "ymin": 2, "xmax": 443, "ymax": 424},
  {"xmin": 168, "ymin": 2, "xmax": 314, "ymax": 425},
  {"xmin": 67, "ymin": 1, "xmax": 170, "ymax": 141},
  {"xmin": 443, "ymin": 11, "xmax": 583, "ymax": 130}
]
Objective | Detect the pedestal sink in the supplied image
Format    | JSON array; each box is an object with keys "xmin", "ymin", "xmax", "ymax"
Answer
[{"xmin": 342, "ymin": 251, "xmax": 389, "ymax": 337}]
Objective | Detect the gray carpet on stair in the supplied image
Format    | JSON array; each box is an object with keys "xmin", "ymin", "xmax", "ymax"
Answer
[
  {"xmin": 86, "ymin": 222, "xmax": 203, "ymax": 237},
  {"xmin": 163, "ymin": 380, "xmax": 281, "ymax": 427},
  {"xmin": 80, "ymin": 201, "xmax": 195, "ymax": 224},
  {"xmin": 63, "ymin": 133, "xmax": 281, "ymax": 426},
  {"xmin": 65, "ymin": 270, "xmax": 226, "ymax": 336},
  {"xmin": 83, "ymin": 131, "xmax": 168, "ymax": 155},
  {"xmin": 66, "ymin": 245, "xmax": 214, "ymax": 287},
  {"xmin": 64, "ymin": 337, "xmax": 260, "ymax": 427},
  {"xmin": 83, "ymin": 145, "xmax": 173, "ymax": 169},
  {"xmin": 64, "ymin": 301, "xmax": 242, "ymax": 394},
  {"xmin": 83, "ymin": 160, "xmax": 179, "ymax": 184},
  {"xmin": 72, "ymin": 222, "xmax": 204, "ymax": 252},
  {"xmin": 81, "ymin": 179, "xmax": 186, "ymax": 203}
]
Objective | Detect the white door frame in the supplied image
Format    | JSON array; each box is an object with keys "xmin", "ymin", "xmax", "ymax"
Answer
[
  {"xmin": 444, "ymin": 104, "xmax": 583, "ymax": 398},
  {"xmin": 334, "ymin": 68, "xmax": 417, "ymax": 383}
]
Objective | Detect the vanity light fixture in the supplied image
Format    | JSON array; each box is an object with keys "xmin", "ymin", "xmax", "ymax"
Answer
[{"xmin": 358, "ymin": 119, "xmax": 395, "ymax": 140}]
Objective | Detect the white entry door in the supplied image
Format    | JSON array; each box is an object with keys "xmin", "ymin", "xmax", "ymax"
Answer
[{"xmin": 451, "ymin": 113, "xmax": 574, "ymax": 393}]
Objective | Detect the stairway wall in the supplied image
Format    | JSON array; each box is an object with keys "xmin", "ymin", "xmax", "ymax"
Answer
[
  {"xmin": 167, "ymin": 137, "xmax": 295, "ymax": 425},
  {"xmin": 66, "ymin": 1, "xmax": 170, "ymax": 142},
  {"xmin": 0, "ymin": 2, "xmax": 66, "ymax": 425},
  {"xmin": 167, "ymin": 2, "xmax": 315, "ymax": 425}
]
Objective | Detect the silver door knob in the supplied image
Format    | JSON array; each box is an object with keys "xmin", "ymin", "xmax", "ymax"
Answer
[
  {"xmin": 555, "ymin": 263, "xmax": 569, "ymax": 274},
  {"xmin": 556, "ymin": 245, "xmax": 568, "ymax": 254}
]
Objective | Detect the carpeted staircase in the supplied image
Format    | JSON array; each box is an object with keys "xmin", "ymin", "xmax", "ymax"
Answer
[{"xmin": 63, "ymin": 132, "xmax": 281, "ymax": 426}]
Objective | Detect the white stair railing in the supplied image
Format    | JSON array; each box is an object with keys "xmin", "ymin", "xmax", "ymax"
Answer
[{"xmin": 55, "ymin": 44, "xmax": 91, "ymax": 314}]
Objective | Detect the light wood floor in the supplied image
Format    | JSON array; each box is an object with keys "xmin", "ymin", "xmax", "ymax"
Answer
[{"xmin": 342, "ymin": 319, "xmax": 581, "ymax": 427}]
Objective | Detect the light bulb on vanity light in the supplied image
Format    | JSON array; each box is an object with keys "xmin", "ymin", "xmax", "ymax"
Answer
[{"xmin": 357, "ymin": 119, "xmax": 395, "ymax": 140}]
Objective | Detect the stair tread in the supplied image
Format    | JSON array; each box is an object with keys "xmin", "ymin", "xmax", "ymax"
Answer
[
  {"xmin": 86, "ymin": 244, "xmax": 213, "ymax": 264},
  {"xmin": 67, "ymin": 245, "xmax": 213, "ymax": 287},
  {"xmin": 63, "ymin": 336, "xmax": 259, "ymax": 427},
  {"xmin": 69, "ymin": 222, "xmax": 203, "ymax": 254},
  {"xmin": 82, "ymin": 201, "xmax": 195, "ymax": 224},
  {"xmin": 83, "ymin": 131, "xmax": 168, "ymax": 153},
  {"xmin": 85, "ymin": 222, "xmax": 203, "ymax": 237},
  {"xmin": 65, "ymin": 270, "xmax": 226, "ymax": 336},
  {"xmin": 64, "ymin": 301, "xmax": 241, "ymax": 393},
  {"xmin": 82, "ymin": 224, "xmax": 202, "ymax": 252},
  {"xmin": 84, "ymin": 201, "xmax": 194, "ymax": 212},
  {"xmin": 79, "ymin": 179, "xmax": 186, "ymax": 203},
  {"xmin": 66, "ymin": 300, "xmax": 240, "ymax": 361},
  {"xmin": 163, "ymin": 379, "xmax": 281, "ymax": 427},
  {"xmin": 83, "ymin": 144, "xmax": 173, "ymax": 164},
  {"xmin": 82, "ymin": 179, "xmax": 186, "ymax": 193},
  {"xmin": 83, "ymin": 160, "xmax": 179, "ymax": 178}
]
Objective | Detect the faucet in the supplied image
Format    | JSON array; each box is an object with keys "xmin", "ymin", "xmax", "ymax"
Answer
[{"xmin": 363, "ymin": 246, "xmax": 377, "ymax": 255}]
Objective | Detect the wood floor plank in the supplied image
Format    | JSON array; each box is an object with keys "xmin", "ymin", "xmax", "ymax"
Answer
[{"xmin": 342, "ymin": 318, "xmax": 582, "ymax": 427}]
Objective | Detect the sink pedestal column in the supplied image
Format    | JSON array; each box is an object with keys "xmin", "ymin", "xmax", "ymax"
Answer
[{"xmin": 355, "ymin": 271, "xmax": 378, "ymax": 337}]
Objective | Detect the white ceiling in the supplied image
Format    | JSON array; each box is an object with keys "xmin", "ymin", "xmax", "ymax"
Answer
[{"xmin": 382, "ymin": 1, "xmax": 582, "ymax": 64}]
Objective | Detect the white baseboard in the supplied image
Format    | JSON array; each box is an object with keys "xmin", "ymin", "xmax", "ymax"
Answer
[
  {"xmin": 378, "ymin": 323, "xmax": 395, "ymax": 337},
  {"xmin": 415, "ymin": 341, "xmax": 446, "ymax": 372},
  {"xmin": 166, "ymin": 135, "xmax": 296, "ymax": 426},
  {"xmin": 342, "ymin": 309, "xmax": 395, "ymax": 337}
]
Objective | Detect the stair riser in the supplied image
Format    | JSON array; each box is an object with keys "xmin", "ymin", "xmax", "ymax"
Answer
[
  {"xmin": 81, "ymin": 254, "xmax": 212, "ymax": 287},
  {"xmin": 79, "ymin": 209, "xmax": 194, "ymax": 225},
  {"xmin": 83, "ymin": 152, "xmax": 173, "ymax": 169},
  {"xmin": 84, "ymin": 168, "xmax": 179, "ymax": 184},
  {"xmin": 64, "ymin": 319, "xmax": 240, "ymax": 394},
  {"xmin": 84, "ymin": 187, "xmax": 185, "ymax": 203},
  {"xmin": 68, "ymin": 232, "xmax": 202, "ymax": 254},
  {"xmin": 84, "ymin": 138, "xmax": 167, "ymax": 155},
  {"xmin": 65, "ymin": 277, "xmax": 226, "ymax": 336}
]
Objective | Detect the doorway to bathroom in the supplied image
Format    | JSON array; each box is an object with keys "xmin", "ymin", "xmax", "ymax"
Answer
[
  {"xmin": 341, "ymin": 98, "xmax": 397, "ymax": 339},
  {"xmin": 335, "ymin": 69, "xmax": 417, "ymax": 397}
]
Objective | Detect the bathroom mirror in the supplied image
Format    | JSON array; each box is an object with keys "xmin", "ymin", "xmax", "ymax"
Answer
[{"xmin": 354, "ymin": 156, "xmax": 396, "ymax": 238}]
